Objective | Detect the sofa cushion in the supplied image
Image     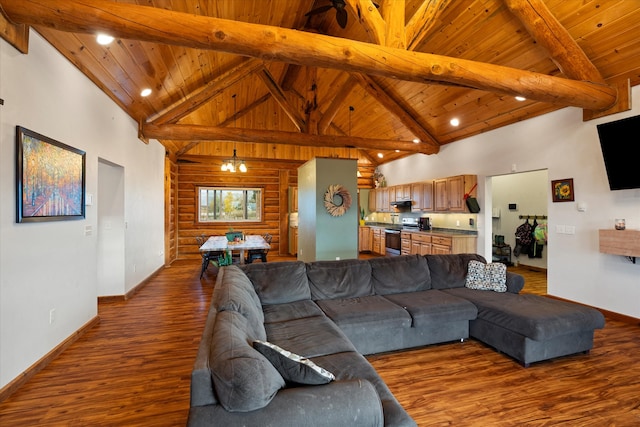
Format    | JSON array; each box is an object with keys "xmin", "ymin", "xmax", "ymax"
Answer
[
  {"xmin": 306, "ymin": 259, "xmax": 374, "ymax": 300},
  {"xmin": 316, "ymin": 295, "xmax": 411, "ymax": 330},
  {"xmin": 265, "ymin": 315, "xmax": 357, "ymax": 358},
  {"xmin": 369, "ymin": 254, "xmax": 432, "ymax": 295},
  {"xmin": 465, "ymin": 260, "xmax": 507, "ymax": 292},
  {"xmin": 443, "ymin": 288, "xmax": 606, "ymax": 341},
  {"xmin": 426, "ymin": 254, "xmax": 486, "ymax": 290},
  {"xmin": 383, "ymin": 290, "xmax": 477, "ymax": 327},
  {"xmin": 241, "ymin": 261, "xmax": 311, "ymax": 304},
  {"xmin": 213, "ymin": 266, "xmax": 266, "ymax": 340},
  {"xmin": 262, "ymin": 300, "xmax": 325, "ymax": 324},
  {"xmin": 253, "ymin": 340, "xmax": 335, "ymax": 385},
  {"xmin": 209, "ymin": 311, "xmax": 285, "ymax": 412}
]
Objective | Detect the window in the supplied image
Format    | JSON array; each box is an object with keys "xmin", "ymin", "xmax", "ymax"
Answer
[{"xmin": 198, "ymin": 187, "xmax": 262, "ymax": 223}]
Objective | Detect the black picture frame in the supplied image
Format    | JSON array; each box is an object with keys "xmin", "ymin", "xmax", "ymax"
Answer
[{"xmin": 16, "ymin": 126, "xmax": 86, "ymax": 223}]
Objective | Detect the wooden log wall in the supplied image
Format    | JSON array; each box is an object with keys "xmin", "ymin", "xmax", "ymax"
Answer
[{"xmin": 175, "ymin": 156, "xmax": 302, "ymax": 261}]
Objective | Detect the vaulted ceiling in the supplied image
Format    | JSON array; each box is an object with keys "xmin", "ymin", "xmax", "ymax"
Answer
[{"xmin": 2, "ymin": 0, "xmax": 639, "ymax": 169}]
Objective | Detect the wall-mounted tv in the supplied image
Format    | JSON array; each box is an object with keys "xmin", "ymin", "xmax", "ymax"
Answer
[{"xmin": 596, "ymin": 114, "xmax": 640, "ymax": 191}]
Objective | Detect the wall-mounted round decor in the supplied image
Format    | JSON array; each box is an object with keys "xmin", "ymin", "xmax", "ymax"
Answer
[{"xmin": 324, "ymin": 184, "xmax": 351, "ymax": 217}]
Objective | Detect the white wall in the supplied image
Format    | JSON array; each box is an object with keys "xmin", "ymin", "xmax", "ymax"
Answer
[
  {"xmin": 0, "ymin": 32, "xmax": 165, "ymax": 388},
  {"xmin": 380, "ymin": 86, "xmax": 640, "ymax": 318}
]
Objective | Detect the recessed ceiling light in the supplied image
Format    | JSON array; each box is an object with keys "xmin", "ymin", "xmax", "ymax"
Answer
[
  {"xmin": 515, "ymin": 96, "xmax": 526, "ymax": 101},
  {"xmin": 450, "ymin": 118, "xmax": 460, "ymax": 127},
  {"xmin": 395, "ymin": 149, "xmax": 400, "ymax": 153},
  {"xmin": 140, "ymin": 88, "xmax": 152, "ymax": 97},
  {"xmin": 96, "ymin": 34, "xmax": 114, "ymax": 45},
  {"xmin": 377, "ymin": 153, "xmax": 384, "ymax": 158},
  {"xmin": 412, "ymin": 138, "xmax": 420, "ymax": 143}
]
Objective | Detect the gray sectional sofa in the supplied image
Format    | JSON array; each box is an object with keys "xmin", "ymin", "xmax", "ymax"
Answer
[{"xmin": 188, "ymin": 254, "xmax": 605, "ymax": 427}]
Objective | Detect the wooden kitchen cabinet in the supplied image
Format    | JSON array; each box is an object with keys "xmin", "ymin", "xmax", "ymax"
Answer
[
  {"xmin": 401, "ymin": 231, "xmax": 412, "ymax": 255},
  {"xmin": 376, "ymin": 188, "xmax": 390, "ymax": 212},
  {"xmin": 433, "ymin": 175, "xmax": 477, "ymax": 212},
  {"xmin": 412, "ymin": 181, "xmax": 433, "ymax": 211},
  {"xmin": 368, "ymin": 189, "xmax": 376, "ymax": 212},
  {"xmin": 410, "ymin": 233, "xmax": 432, "ymax": 255},
  {"xmin": 289, "ymin": 227, "xmax": 298, "ymax": 255},
  {"xmin": 395, "ymin": 184, "xmax": 411, "ymax": 201},
  {"xmin": 289, "ymin": 187, "xmax": 298, "ymax": 212},
  {"xmin": 359, "ymin": 226, "xmax": 372, "ymax": 252},
  {"xmin": 372, "ymin": 227, "xmax": 384, "ymax": 255}
]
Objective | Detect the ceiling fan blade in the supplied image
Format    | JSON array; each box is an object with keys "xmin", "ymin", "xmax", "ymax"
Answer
[
  {"xmin": 336, "ymin": 8, "xmax": 348, "ymax": 28},
  {"xmin": 305, "ymin": 5, "xmax": 334, "ymax": 17}
]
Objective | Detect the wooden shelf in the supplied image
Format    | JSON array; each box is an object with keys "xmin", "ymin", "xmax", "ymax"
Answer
[{"xmin": 599, "ymin": 229, "xmax": 640, "ymax": 263}]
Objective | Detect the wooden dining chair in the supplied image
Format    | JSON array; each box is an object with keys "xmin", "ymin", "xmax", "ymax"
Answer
[
  {"xmin": 195, "ymin": 234, "xmax": 224, "ymax": 278},
  {"xmin": 246, "ymin": 233, "xmax": 272, "ymax": 264}
]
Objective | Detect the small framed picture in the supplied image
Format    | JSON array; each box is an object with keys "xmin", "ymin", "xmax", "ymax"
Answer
[{"xmin": 551, "ymin": 178, "xmax": 574, "ymax": 203}]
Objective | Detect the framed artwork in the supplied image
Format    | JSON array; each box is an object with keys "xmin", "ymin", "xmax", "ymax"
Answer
[
  {"xmin": 551, "ymin": 178, "xmax": 574, "ymax": 203},
  {"xmin": 16, "ymin": 126, "xmax": 86, "ymax": 223}
]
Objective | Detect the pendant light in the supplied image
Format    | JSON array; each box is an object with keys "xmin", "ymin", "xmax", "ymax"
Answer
[{"xmin": 221, "ymin": 94, "xmax": 247, "ymax": 173}]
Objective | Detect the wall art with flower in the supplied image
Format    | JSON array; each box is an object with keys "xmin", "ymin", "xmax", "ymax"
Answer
[{"xmin": 551, "ymin": 178, "xmax": 574, "ymax": 202}]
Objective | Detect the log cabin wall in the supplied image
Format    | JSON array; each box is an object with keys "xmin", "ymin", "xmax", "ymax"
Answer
[
  {"xmin": 173, "ymin": 152, "xmax": 375, "ymax": 262},
  {"xmin": 164, "ymin": 156, "xmax": 178, "ymax": 266},
  {"xmin": 176, "ymin": 156, "xmax": 302, "ymax": 261}
]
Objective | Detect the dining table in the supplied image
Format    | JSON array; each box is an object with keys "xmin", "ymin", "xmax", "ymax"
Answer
[{"xmin": 199, "ymin": 234, "xmax": 270, "ymax": 266}]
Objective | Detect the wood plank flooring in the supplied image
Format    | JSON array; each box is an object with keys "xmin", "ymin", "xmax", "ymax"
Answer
[{"xmin": 1, "ymin": 257, "xmax": 639, "ymax": 426}]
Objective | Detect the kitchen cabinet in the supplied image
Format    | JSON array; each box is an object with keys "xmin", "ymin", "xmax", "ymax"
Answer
[
  {"xmin": 395, "ymin": 184, "xmax": 411, "ymax": 201},
  {"xmin": 431, "ymin": 235, "xmax": 453, "ymax": 254},
  {"xmin": 371, "ymin": 227, "xmax": 384, "ymax": 255},
  {"xmin": 410, "ymin": 233, "xmax": 432, "ymax": 255},
  {"xmin": 433, "ymin": 175, "xmax": 477, "ymax": 212},
  {"xmin": 368, "ymin": 189, "xmax": 376, "ymax": 212},
  {"xmin": 359, "ymin": 226, "xmax": 372, "ymax": 252},
  {"xmin": 412, "ymin": 181, "xmax": 433, "ymax": 211},
  {"xmin": 401, "ymin": 232, "xmax": 412, "ymax": 255},
  {"xmin": 375, "ymin": 188, "xmax": 390, "ymax": 212},
  {"xmin": 289, "ymin": 227, "xmax": 298, "ymax": 255},
  {"xmin": 289, "ymin": 187, "xmax": 298, "ymax": 212}
]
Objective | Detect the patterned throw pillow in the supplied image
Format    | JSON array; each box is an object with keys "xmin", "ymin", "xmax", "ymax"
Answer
[
  {"xmin": 253, "ymin": 340, "xmax": 335, "ymax": 385},
  {"xmin": 465, "ymin": 260, "xmax": 507, "ymax": 292}
]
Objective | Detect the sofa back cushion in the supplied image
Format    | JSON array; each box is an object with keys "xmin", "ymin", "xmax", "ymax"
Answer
[
  {"xmin": 213, "ymin": 266, "xmax": 266, "ymax": 341},
  {"xmin": 369, "ymin": 254, "xmax": 431, "ymax": 295},
  {"xmin": 210, "ymin": 310, "xmax": 285, "ymax": 412},
  {"xmin": 426, "ymin": 254, "xmax": 486, "ymax": 290},
  {"xmin": 306, "ymin": 259, "xmax": 374, "ymax": 300},
  {"xmin": 241, "ymin": 261, "xmax": 311, "ymax": 305}
]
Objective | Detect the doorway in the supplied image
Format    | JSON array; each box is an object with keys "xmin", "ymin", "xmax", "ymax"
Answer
[
  {"xmin": 490, "ymin": 170, "xmax": 548, "ymax": 292},
  {"xmin": 97, "ymin": 158, "xmax": 125, "ymax": 296}
]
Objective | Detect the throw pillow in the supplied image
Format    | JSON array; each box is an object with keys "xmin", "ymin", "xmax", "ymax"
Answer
[
  {"xmin": 465, "ymin": 260, "xmax": 507, "ymax": 292},
  {"xmin": 253, "ymin": 340, "xmax": 335, "ymax": 385}
]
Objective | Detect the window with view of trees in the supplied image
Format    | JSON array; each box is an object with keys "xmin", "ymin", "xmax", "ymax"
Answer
[{"xmin": 198, "ymin": 187, "xmax": 262, "ymax": 223}]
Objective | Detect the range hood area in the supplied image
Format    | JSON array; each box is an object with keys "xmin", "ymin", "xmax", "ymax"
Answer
[{"xmin": 390, "ymin": 200, "xmax": 412, "ymax": 208}]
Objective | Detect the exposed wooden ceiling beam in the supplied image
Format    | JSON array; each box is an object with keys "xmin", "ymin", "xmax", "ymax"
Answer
[
  {"xmin": 405, "ymin": 0, "xmax": 449, "ymax": 51},
  {"xmin": 353, "ymin": 73, "xmax": 439, "ymax": 148},
  {"xmin": 347, "ymin": 0, "xmax": 386, "ymax": 45},
  {"xmin": 504, "ymin": 0, "xmax": 605, "ymax": 84},
  {"xmin": 174, "ymin": 93, "xmax": 271, "ymax": 157},
  {"xmin": 1, "ymin": 0, "xmax": 618, "ymax": 111},
  {"xmin": 142, "ymin": 123, "xmax": 438, "ymax": 155},
  {"xmin": 257, "ymin": 66, "xmax": 307, "ymax": 132},
  {"xmin": 380, "ymin": 0, "xmax": 405, "ymax": 49}
]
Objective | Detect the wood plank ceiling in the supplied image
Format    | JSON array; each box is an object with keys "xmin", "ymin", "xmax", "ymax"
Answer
[{"xmin": 2, "ymin": 0, "xmax": 640, "ymax": 170}]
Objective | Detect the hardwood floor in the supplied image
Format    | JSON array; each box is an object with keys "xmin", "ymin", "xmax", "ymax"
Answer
[{"xmin": 1, "ymin": 257, "xmax": 638, "ymax": 426}]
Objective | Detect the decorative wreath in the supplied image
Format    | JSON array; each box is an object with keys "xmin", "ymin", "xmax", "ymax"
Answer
[{"xmin": 324, "ymin": 184, "xmax": 352, "ymax": 217}]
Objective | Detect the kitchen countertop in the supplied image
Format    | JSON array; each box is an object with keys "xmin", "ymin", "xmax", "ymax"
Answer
[{"xmin": 363, "ymin": 223, "xmax": 477, "ymax": 236}]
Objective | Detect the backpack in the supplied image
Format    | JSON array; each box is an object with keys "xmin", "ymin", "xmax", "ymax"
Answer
[{"xmin": 515, "ymin": 220, "xmax": 533, "ymax": 246}]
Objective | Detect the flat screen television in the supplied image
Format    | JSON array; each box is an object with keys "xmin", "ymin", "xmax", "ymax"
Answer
[{"xmin": 596, "ymin": 114, "xmax": 640, "ymax": 191}]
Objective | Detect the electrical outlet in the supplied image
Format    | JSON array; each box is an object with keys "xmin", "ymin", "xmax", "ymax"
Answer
[{"xmin": 49, "ymin": 308, "xmax": 56, "ymax": 324}]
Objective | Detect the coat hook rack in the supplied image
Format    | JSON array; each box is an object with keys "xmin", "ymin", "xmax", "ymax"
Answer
[{"xmin": 519, "ymin": 215, "xmax": 547, "ymax": 220}]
